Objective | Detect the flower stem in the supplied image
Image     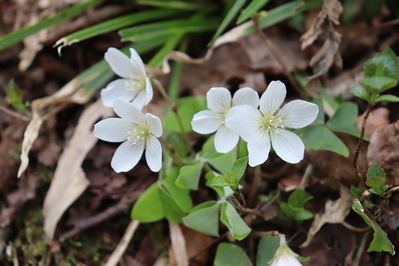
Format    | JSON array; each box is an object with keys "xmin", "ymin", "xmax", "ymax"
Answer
[
  {"xmin": 247, "ymin": 165, "xmax": 261, "ymax": 207},
  {"xmin": 151, "ymin": 78, "xmax": 195, "ymax": 156},
  {"xmin": 352, "ymin": 103, "xmax": 375, "ymax": 190},
  {"xmin": 160, "ymin": 137, "xmax": 184, "ymax": 166}
]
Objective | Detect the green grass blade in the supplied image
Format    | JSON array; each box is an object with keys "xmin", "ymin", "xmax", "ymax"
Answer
[
  {"xmin": 0, "ymin": 0, "xmax": 101, "ymax": 50},
  {"xmin": 208, "ymin": 0, "xmax": 247, "ymax": 46},
  {"xmin": 147, "ymin": 34, "xmax": 184, "ymax": 68},
  {"xmin": 55, "ymin": 9, "xmax": 182, "ymax": 51},
  {"xmin": 119, "ymin": 17, "xmax": 219, "ymax": 43},
  {"xmin": 136, "ymin": 1, "xmax": 207, "ymax": 10},
  {"xmin": 236, "ymin": 0, "xmax": 270, "ymax": 24}
]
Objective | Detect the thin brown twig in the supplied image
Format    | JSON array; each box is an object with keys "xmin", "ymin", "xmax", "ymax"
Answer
[
  {"xmin": 160, "ymin": 137, "xmax": 185, "ymax": 166},
  {"xmin": 247, "ymin": 165, "xmax": 261, "ymax": 207},
  {"xmin": 353, "ymin": 103, "xmax": 375, "ymax": 190},
  {"xmin": 342, "ymin": 221, "xmax": 371, "ymax": 233},
  {"xmin": 253, "ymin": 17, "xmax": 307, "ymax": 99},
  {"xmin": 375, "ymin": 185, "xmax": 399, "ymax": 220},
  {"xmin": 0, "ymin": 104, "xmax": 31, "ymax": 121}
]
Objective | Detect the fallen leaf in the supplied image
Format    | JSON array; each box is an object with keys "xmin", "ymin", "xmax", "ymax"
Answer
[
  {"xmin": 301, "ymin": 185, "xmax": 353, "ymax": 247},
  {"xmin": 367, "ymin": 119, "xmax": 399, "ymax": 185},
  {"xmin": 42, "ymin": 99, "xmax": 113, "ymax": 239},
  {"xmin": 168, "ymin": 221, "xmax": 188, "ymax": 266},
  {"xmin": 300, "ymin": 0, "xmax": 343, "ymax": 90},
  {"xmin": 357, "ymin": 107, "xmax": 390, "ymax": 138}
]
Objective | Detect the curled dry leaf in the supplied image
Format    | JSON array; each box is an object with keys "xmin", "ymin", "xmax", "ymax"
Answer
[
  {"xmin": 300, "ymin": 0, "xmax": 343, "ymax": 89},
  {"xmin": 43, "ymin": 99, "xmax": 114, "ymax": 239},
  {"xmin": 301, "ymin": 186, "xmax": 353, "ymax": 247},
  {"xmin": 367, "ymin": 119, "xmax": 399, "ymax": 185}
]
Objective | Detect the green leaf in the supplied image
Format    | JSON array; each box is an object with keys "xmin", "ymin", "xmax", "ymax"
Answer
[
  {"xmin": 207, "ymin": 151, "xmax": 237, "ymax": 174},
  {"xmin": 280, "ymin": 203, "xmax": 314, "ymax": 221},
  {"xmin": 236, "ymin": 0, "xmax": 270, "ymax": 24},
  {"xmin": 364, "ymin": 47, "xmax": 399, "ymax": 79},
  {"xmin": 0, "ymin": 0, "xmax": 101, "ymax": 50},
  {"xmin": 311, "ymin": 98, "xmax": 325, "ymax": 125},
  {"xmin": 182, "ymin": 201, "xmax": 220, "ymax": 237},
  {"xmin": 296, "ymin": 126, "xmax": 349, "ymax": 157},
  {"xmin": 158, "ymin": 188, "xmax": 187, "ymax": 222},
  {"xmin": 214, "ymin": 243, "xmax": 252, "ymax": 266},
  {"xmin": 321, "ymin": 88, "xmax": 340, "ymax": 117},
  {"xmin": 220, "ymin": 202, "xmax": 251, "ymax": 240},
  {"xmin": 175, "ymin": 162, "xmax": 204, "ymax": 190},
  {"xmin": 288, "ymin": 189, "xmax": 313, "ymax": 208},
  {"xmin": 350, "ymin": 86, "xmax": 371, "ymax": 102},
  {"xmin": 162, "ymin": 167, "xmax": 192, "ymax": 212},
  {"xmin": 205, "ymin": 171, "xmax": 225, "ymax": 197},
  {"xmin": 6, "ymin": 79, "xmax": 28, "ymax": 113},
  {"xmin": 257, "ymin": 236, "xmax": 280, "ymax": 266},
  {"xmin": 366, "ymin": 178, "xmax": 389, "ymax": 196},
  {"xmin": 352, "ymin": 199, "xmax": 395, "ymax": 255},
  {"xmin": 326, "ymin": 102, "xmax": 361, "ymax": 137},
  {"xmin": 211, "ymin": 157, "xmax": 248, "ymax": 190},
  {"xmin": 211, "ymin": 174, "xmax": 235, "ymax": 188},
  {"xmin": 208, "ymin": 0, "xmax": 247, "ymax": 46},
  {"xmin": 359, "ymin": 77, "xmax": 397, "ymax": 93},
  {"xmin": 366, "ymin": 162, "xmax": 386, "ymax": 180},
  {"xmin": 164, "ymin": 97, "xmax": 205, "ymax": 133},
  {"xmin": 231, "ymin": 157, "xmax": 248, "ymax": 182},
  {"xmin": 375, "ymin": 94, "xmax": 399, "ymax": 103},
  {"xmin": 131, "ymin": 183, "xmax": 164, "ymax": 222},
  {"xmin": 55, "ymin": 9, "xmax": 181, "ymax": 52}
]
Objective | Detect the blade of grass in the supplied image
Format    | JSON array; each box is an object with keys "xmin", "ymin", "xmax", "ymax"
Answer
[
  {"xmin": 236, "ymin": 0, "xmax": 270, "ymax": 24},
  {"xmin": 148, "ymin": 34, "xmax": 185, "ymax": 68},
  {"xmin": 0, "ymin": 0, "xmax": 101, "ymax": 50},
  {"xmin": 208, "ymin": 0, "xmax": 247, "ymax": 46},
  {"xmin": 136, "ymin": 1, "xmax": 210, "ymax": 10},
  {"xmin": 119, "ymin": 17, "xmax": 219, "ymax": 43},
  {"xmin": 54, "ymin": 9, "xmax": 183, "ymax": 52},
  {"xmin": 168, "ymin": 40, "xmax": 188, "ymax": 103}
]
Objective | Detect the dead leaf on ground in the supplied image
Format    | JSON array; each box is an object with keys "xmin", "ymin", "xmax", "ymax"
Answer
[
  {"xmin": 367, "ymin": 119, "xmax": 399, "ymax": 184},
  {"xmin": 300, "ymin": 0, "xmax": 343, "ymax": 91},
  {"xmin": 168, "ymin": 221, "xmax": 188, "ymax": 266},
  {"xmin": 357, "ymin": 107, "xmax": 390, "ymax": 138},
  {"xmin": 383, "ymin": 194, "xmax": 399, "ymax": 230},
  {"xmin": 43, "ymin": 99, "xmax": 114, "ymax": 239},
  {"xmin": 301, "ymin": 185, "xmax": 353, "ymax": 247}
]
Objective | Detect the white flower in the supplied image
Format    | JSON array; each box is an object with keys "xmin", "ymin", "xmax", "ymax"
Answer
[
  {"xmin": 225, "ymin": 81, "xmax": 318, "ymax": 166},
  {"xmin": 191, "ymin": 87, "xmax": 259, "ymax": 153},
  {"xmin": 101, "ymin": 47, "xmax": 153, "ymax": 110},
  {"xmin": 269, "ymin": 235, "xmax": 302, "ymax": 266},
  {"xmin": 94, "ymin": 99, "xmax": 162, "ymax": 172}
]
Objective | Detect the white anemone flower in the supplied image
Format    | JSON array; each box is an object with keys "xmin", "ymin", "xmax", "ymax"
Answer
[
  {"xmin": 101, "ymin": 47, "xmax": 153, "ymax": 110},
  {"xmin": 191, "ymin": 87, "xmax": 259, "ymax": 153},
  {"xmin": 94, "ymin": 99, "xmax": 162, "ymax": 173},
  {"xmin": 225, "ymin": 81, "xmax": 318, "ymax": 166},
  {"xmin": 269, "ymin": 235, "xmax": 302, "ymax": 266}
]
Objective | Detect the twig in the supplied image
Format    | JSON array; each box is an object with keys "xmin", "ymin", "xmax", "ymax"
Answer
[
  {"xmin": 151, "ymin": 78, "xmax": 195, "ymax": 156},
  {"xmin": 375, "ymin": 185, "xmax": 399, "ymax": 220},
  {"xmin": 0, "ymin": 104, "xmax": 31, "ymax": 121},
  {"xmin": 250, "ymin": 231, "xmax": 280, "ymax": 238},
  {"xmin": 160, "ymin": 137, "xmax": 185, "ymax": 166},
  {"xmin": 342, "ymin": 222, "xmax": 371, "ymax": 233},
  {"xmin": 253, "ymin": 17, "xmax": 307, "ymax": 99},
  {"xmin": 247, "ymin": 165, "xmax": 261, "ymax": 207},
  {"xmin": 353, "ymin": 103, "xmax": 375, "ymax": 190}
]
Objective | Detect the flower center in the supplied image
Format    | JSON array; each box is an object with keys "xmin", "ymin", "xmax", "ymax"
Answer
[
  {"xmin": 125, "ymin": 77, "xmax": 146, "ymax": 93},
  {"xmin": 127, "ymin": 123, "xmax": 152, "ymax": 145},
  {"xmin": 260, "ymin": 114, "xmax": 285, "ymax": 134}
]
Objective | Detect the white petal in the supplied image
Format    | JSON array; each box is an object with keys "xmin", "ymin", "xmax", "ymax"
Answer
[
  {"xmin": 192, "ymin": 110, "xmax": 222, "ymax": 134},
  {"xmin": 145, "ymin": 136, "xmax": 162, "ymax": 172},
  {"xmin": 143, "ymin": 76, "xmax": 153, "ymax": 105},
  {"xmin": 111, "ymin": 140, "xmax": 144, "ymax": 173},
  {"xmin": 207, "ymin": 87, "xmax": 232, "ymax": 112},
  {"xmin": 113, "ymin": 99, "xmax": 145, "ymax": 123},
  {"xmin": 145, "ymin": 113, "xmax": 163, "ymax": 137},
  {"xmin": 278, "ymin": 100, "xmax": 319, "ymax": 129},
  {"xmin": 129, "ymin": 48, "xmax": 146, "ymax": 77},
  {"xmin": 93, "ymin": 118, "xmax": 131, "ymax": 142},
  {"xmin": 260, "ymin": 80, "xmax": 286, "ymax": 116},
  {"xmin": 100, "ymin": 79, "xmax": 137, "ymax": 107},
  {"xmin": 105, "ymin": 48, "xmax": 137, "ymax": 79},
  {"xmin": 225, "ymin": 105, "xmax": 261, "ymax": 141},
  {"xmin": 232, "ymin": 87, "xmax": 259, "ymax": 108},
  {"xmin": 271, "ymin": 129, "xmax": 304, "ymax": 164},
  {"xmin": 214, "ymin": 126, "xmax": 239, "ymax": 153},
  {"xmin": 247, "ymin": 130, "xmax": 270, "ymax": 167}
]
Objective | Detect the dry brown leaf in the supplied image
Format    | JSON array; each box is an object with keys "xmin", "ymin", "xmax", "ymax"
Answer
[
  {"xmin": 300, "ymin": 0, "xmax": 343, "ymax": 89},
  {"xmin": 367, "ymin": 119, "xmax": 399, "ymax": 185},
  {"xmin": 105, "ymin": 219, "xmax": 140, "ymax": 266},
  {"xmin": 43, "ymin": 99, "xmax": 113, "ymax": 239},
  {"xmin": 357, "ymin": 107, "xmax": 390, "ymax": 138},
  {"xmin": 301, "ymin": 186, "xmax": 353, "ymax": 247},
  {"xmin": 168, "ymin": 221, "xmax": 188, "ymax": 266}
]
